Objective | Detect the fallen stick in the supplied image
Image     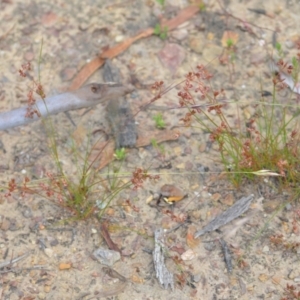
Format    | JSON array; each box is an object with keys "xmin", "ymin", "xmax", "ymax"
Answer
[
  {"xmin": 0, "ymin": 83, "xmax": 133, "ymax": 131},
  {"xmin": 69, "ymin": 4, "xmax": 201, "ymax": 90}
]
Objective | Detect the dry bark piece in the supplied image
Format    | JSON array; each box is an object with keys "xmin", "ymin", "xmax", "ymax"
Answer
[
  {"xmin": 219, "ymin": 238, "xmax": 232, "ymax": 274},
  {"xmin": 98, "ymin": 266, "xmax": 128, "ymax": 297},
  {"xmin": 103, "ymin": 60, "xmax": 137, "ymax": 148},
  {"xmin": 100, "ymin": 222, "xmax": 123, "ymax": 258},
  {"xmin": 0, "ymin": 251, "xmax": 31, "ymax": 269},
  {"xmin": 153, "ymin": 228, "xmax": 174, "ymax": 290},
  {"xmin": 194, "ymin": 194, "xmax": 254, "ymax": 238}
]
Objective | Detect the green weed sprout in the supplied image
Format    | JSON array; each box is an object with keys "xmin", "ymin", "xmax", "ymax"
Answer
[
  {"xmin": 153, "ymin": 112, "xmax": 166, "ymax": 129},
  {"xmin": 155, "ymin": 0, "xmax": 165, "ymax": 7},
  {"xmin": 114, "ymin": 147, "xmax": 126, "ymax": 160},
  {"xmin": 154, "ymin": 24, "xmax": 168, "ymax": 40}
]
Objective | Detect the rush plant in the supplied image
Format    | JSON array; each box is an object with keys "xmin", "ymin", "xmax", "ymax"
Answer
[
  {"xmin": 3, "ymin": 62, "xmax": 158, "ymax": 221},
  {"xmin": 175, "ymin": 59, "xmax": 300, "ymax": 188}
]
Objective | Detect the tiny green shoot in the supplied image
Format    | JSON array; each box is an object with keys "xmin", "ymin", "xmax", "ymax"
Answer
[
  {"xmin": 275, "ymin": 42, "xmax": 284, "ymax": 57},
  {"xmin": 151, "ymin": 138, "xmax": 165, "ymax": 155},
  {"xmin": 154, "ymin": 24, "xmax": 168, "ymax": 40},
  {"xmin": 153, "ymin": 113, "xmax": 166, "ymax": 129},
  {"xmin": 155, "ymin": 0, "xmax": 165, "ymax": 7},
  {"xmin": 226, "ymin": 38, "xmax": 234, "ymax": 48},
  {"xmin": 114, "ymin": 147, "xmax": 126, "ymax": 160}
]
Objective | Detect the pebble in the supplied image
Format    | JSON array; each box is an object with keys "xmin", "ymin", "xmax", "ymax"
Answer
[
  {"xmin": 44, "ymin": 248, "xmax": 54, "ymax": 258},
  {"xmin": 115, "ymin": 35, "xmax": 124, "ymax": 42},
  {"xmin": 38, "ymin": 293, "xmax": 46, "ymax": 299},
  {"xmin": 220, "ymin": 193, "xmax": 234, "ymax": 206},
  {"xmin": 173, "ymin": 146, "xmax": 182, "ymax": 156},
  {"xmin": 59, "ymin": 263, "xmax": 72, "ymax": 270},
  {"xmin": 285, "ymin": 203, "xmax": 292, "ymax": 211},
  {"xmin": 185, "ymin": 161, "xmax": 193, "ymax": 171},
  {"xmin": 285, "ymin": 39, "xmax": 295, "ymax": 49},
  {"xmin": 181, "ymin": 249, "xmax": 195, "ymax": 261},
  {"xmin": 288, "ymin": 269, "xmax": 298, "ymax": 279},
  {"xmin": 184, "ymin": 146, "xmax": 192, "ymax": 155},
  {"xmin": 176, "ymin": 162, "xmax": 185, "ymax": 169},
  {"xmin": 262, "ymin": 245, "xmax": 269, "ymax": 253},
  {"xmin": 250, "ymin": 51, "xmax": 266, "ymax": 65},
  {"xmin": 211, "ymin": 193, "xmax": 221, "ymax": 202},
  {"xmin": 22, "ymin": 206, "xmax": 33, "ymax": 218},
  {"xmin": 158, "ymin": 43, "xmax": 185, "ymax": 73},
  {"xmin": 192, "ymin": 273, "xmax": 201, "ymax": 283},
  {"xmin": 198, "ymin": 143, "xmax": 206, "ymax": 152},
  {"xmin": 189, "ymin": 34, "xmax": 204, "ymax": 54},
  {"xmin": 41, "ymin": 12, "xmax": 58, "ymax": 27},
  {"xmin": 1, "ymin": 218, "xmax": 10, "ymax": 231},
  {"xmin": 60, "ymin": 67, "xmax": 77, "ymax": 81},
  {"xmin": 171, "ymin": 28, "xmax": 188, "ymax": 41},
  {"xmin": 203, "ymin": 241, "xmax": 215, "ymax": 251},
  {"xmin": 24, "ymin": 51, "xmax": 34, "ymax": 61},
  {"xmin": 93, "ymin": 248, "xmax": 121, "ymax": 266},
  {"xmin": 202, "ymin": 44, "xmax": 223, "ymax": 66},
  {"xmin": 201, "ymin": 190, "xmax": 211, "ymax": 198}
]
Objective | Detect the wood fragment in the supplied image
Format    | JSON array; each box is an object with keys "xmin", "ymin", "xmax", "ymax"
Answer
[
  {"xmin": 219, "ymin": 238, "xmax": 232, "ymax": 274},
  {"xmin": 104, "ymin": 60, "xmax": 137, "ymax": 148},
  {"xmin": 100, "ymin": 222, "xmax": 123, "ymax": 258},
  {"xmin": 102, "ymin": 266, "xmax": 127, "ymax": 282},
  {"xmin": 153, "ymin": 229, "xmax": 174, "ymax": 290},
  {"xmin": 194, "ymin": 195, "xmax": 254, "ymax": 238},
  {"xmin": 96, "ymin": 266, "xmax": 128, "ymax": 298},
  {"xmin": 0, "ymin": 251, "xmax": 31, "ymax": 269},
  {"xmin": 247, "ymin": 8, "xmax": 267, "ymax": 15}
]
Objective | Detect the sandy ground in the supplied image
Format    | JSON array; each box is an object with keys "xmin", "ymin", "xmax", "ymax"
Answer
[{"xmin": 0, "ymin": 0, "xmax": 300, "ymax": 299}]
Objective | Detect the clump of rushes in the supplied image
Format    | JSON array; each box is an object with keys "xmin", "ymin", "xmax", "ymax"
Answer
[
  {"xmin": 4, "ymin": 62, "xmax": 159, "ymax": 220},
  {"xmin": 176, "ymin": 56, "xmax": 300, "ymax": 188}
]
